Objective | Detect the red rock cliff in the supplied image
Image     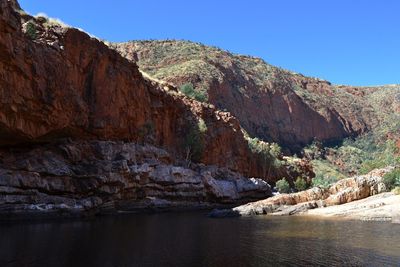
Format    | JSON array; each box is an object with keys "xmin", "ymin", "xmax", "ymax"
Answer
[{"xmin": 0, "ymin": 0, "xmax": 283, "ymax": 180}]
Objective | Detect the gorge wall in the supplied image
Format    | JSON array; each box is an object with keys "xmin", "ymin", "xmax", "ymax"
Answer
[
  {"xmin": 0, "ymin": 0, "xmax": 284, "ymax": 217},
  {"xmin": 0, "ymin": 0, "xmax": 274, "ymax": 177}
]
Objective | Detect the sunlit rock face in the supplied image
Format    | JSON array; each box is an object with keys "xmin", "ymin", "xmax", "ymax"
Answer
[
  {"xmin": 0, "ymin": 0, "xmax": 283, "ymax": 217},
  {"xmin": 0, "ymin": 0, "xmax": 285, "ymax": 183}
]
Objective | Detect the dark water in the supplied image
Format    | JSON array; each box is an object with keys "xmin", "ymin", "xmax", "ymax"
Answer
[{"xmin": 1, "ymin": 213, "xmax": 400, "ymax": 267}]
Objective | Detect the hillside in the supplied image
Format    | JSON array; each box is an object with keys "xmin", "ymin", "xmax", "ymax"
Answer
[{"xmin": 113, "ymin": 40, "xmax": 400, "ymax": 152}]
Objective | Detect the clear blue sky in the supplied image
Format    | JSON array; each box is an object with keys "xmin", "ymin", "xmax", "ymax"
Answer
[{"xmin": 19, "ymin": 0, "xmax": 400, "ymax": 86}]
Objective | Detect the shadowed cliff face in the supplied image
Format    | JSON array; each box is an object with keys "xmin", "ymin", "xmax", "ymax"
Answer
[
  {"xmin": 113, "ymin": 40, "xmax": 399, "ymax": 151},
  {"xmin": 0, "ymin": 140, "xmax": 273, "ymax": 217},
  {"xmin": 0, "ymin": 0, "xmax": 282, "ymax": 179}
]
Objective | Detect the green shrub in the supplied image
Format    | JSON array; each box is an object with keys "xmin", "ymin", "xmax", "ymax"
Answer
[
  {"xmin": 25, "ymin": 21, "xmax": 37, "ymax": 39},
  {"xmin": 383, "ymin": 168, "xmax": 400, "ymax": 190},
  {"xmin": 246, "ymin": 136, "xmax": 282, "ymax": 167},
  {"xmin": 311, "ymin": 160, "xmax": 346, "ymax": 181},
  {"xmin": 311, "ymin": 173, "xmax": 338, "ymax": 189},
  {"xmin": 294, "ymin": 177, "xmax": 308, "ymax": 191},
  {"xmin": 198, "ymin": 118, "xmax": 207, "ymax": 133},
  {"xmin": 179, "ymin": 83, "xmax": 208, "ymax": 102},
  {"xmin": 276, "ymin": 178, "xmax": 290, "ymax": 193},
  {"xmin": 359, "ymin": 159, "xmax": 388, "ymax": 175},
  {"xmin": 269, "ymin": 143, "xmax": 282, "ymax": 158},
  {"xmin": 184, "ymin": 119, "xmax": 205, "ymax": 164},
  {"xmin": 303, "ymin": 140, "xmax": 324, "ymax": 160},
  {"xmin": 246, "ymin": 135, "xmax": 283, "ymax": 178}
]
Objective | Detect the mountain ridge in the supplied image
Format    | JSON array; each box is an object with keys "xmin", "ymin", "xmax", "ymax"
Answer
[{"xmin": 113, "ymin": 39, "xmax": 400, "ymax": 151}]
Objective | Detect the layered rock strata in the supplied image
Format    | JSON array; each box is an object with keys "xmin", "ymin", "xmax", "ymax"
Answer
[{"xmin": 0, "ymin": 140, "xmax": 272, "ymax": 218}]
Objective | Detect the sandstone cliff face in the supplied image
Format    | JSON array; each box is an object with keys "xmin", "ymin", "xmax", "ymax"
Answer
[
  {"xmin": 0, "ymin": 0, "xmax": 289, "ymax": 217},
  {"xmin": 0, "ymin": 1, "xmax": 276, "ymax": 179},
  {"xmin": 114, "ymin": 41, "xmax": 400, "ymax": 151},
  {"xmin": 0, "ymin": 140, "xmax": 271, "ymax": 218}
]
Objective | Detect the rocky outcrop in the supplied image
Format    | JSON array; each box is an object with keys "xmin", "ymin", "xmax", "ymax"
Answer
[
  {"xmin": 307, "ymin": 192, "xmax": 400, "ymax": 221},
  {"xmin": 115, "ymin": 40, "xmax": 400, "ymax": 151},
  {"xmin": 0, "ymin": 140, "xmax": 272, "ymax": 218},
  {"xmin": 210, "ymin": 167, "xmax": 393, "ymax": 217}
]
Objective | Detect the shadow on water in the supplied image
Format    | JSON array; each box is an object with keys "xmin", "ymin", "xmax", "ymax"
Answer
[{"xmin": 0, "ymin": 213, "xmax": 399, "ymax": 267}]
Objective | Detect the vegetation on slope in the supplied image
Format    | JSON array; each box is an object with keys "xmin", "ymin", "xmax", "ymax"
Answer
[
  {"xmin": 179, "ymin": 83, "xmax": 208, "ymax": 102},
  {"xmin": 302, "ymin": 88, "xmax": 400, "ymax": 188},
  {"xmin": 113, "ymin": 40, "xmax": 322, "ymax": 96},
  {"xmin": 184, "ymin": 118, "xmax": 207, "ymax": 164},
  {"xmin": 383, "ymin": 168, "xmax": 400, "ymax": 190},
  {"xmin": 112, "ymin": 40, "xmax": 400, "ymax": 191},
  {"xmin": 112, "ymin": 40, "xmax": 398, "ymax": 149},
  {"xmin": 244, "ymin": 131, "xmax": 313, "ymax": 190}
]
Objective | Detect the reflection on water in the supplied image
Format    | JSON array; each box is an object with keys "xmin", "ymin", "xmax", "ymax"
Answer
[{"xmin": 0, "ymin": 213, "xmax": 399, "ymax": 267}]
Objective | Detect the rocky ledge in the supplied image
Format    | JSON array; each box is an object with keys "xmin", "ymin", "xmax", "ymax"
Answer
[
  {"xmin": 306, "ymin": 192, "xmax": 400, "ymax": 222},
  {"xmin": 0, "ymin": 140, "xmax": 271, "ymax": 219},
  {"xmin": 210, "ymin": 167, "xmax": 400, "ymax": 221}
]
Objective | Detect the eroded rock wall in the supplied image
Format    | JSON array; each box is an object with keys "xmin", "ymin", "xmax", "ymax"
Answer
[
  {"xmin": 0, "ymin": 0, "xmax": 276, "ymax": 179},
  {"xmin": 0, "ymin": 140, "xmax": 272, "ymax": 218}
]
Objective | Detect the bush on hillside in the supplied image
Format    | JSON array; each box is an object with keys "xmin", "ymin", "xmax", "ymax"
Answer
[
  {"xmin": 303, "ymin": 140, "xmax": 324, "ymax": 160},
  {"xmin": 276, "ymin": 178, "xmax": 290, "ymax": 193},
  {"xmin": 311, "ymin": 173, "xmax": 338, "ymax": 189},
  {"xmin": 25, "ymin": 21, "xmax": 37, "ymax": 39},
  {"xmin": 198, "ymin": 118, "xmax": 207, "ymax": 133},
  {"xmin": 180, "ymin": 83, "xmax": 208, "ymax": 102},
  {"xmin": 246, "ymin": 136, "xmax": 283, "ymax": 178},
  {"xmin": 311, "ymin": 159, "xmax": 346, "ymax": 181},
  {"xmin": 383, "ymin": 168, "xmax": 400, "ymax": 190},
  {"xmin": 184, "ymin": 119, "xmax": 207, "ymax": 164},
  {"xmin": 294, "ymin": 177, "xmax": 308, "ymax": 191},
  {"xmin": 359, "ymin": 159, "xmax": 388, "ymax": 175},
  {"xmin": 247, "ymin": 137, "xmax": 282, "ymax": 167}
]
